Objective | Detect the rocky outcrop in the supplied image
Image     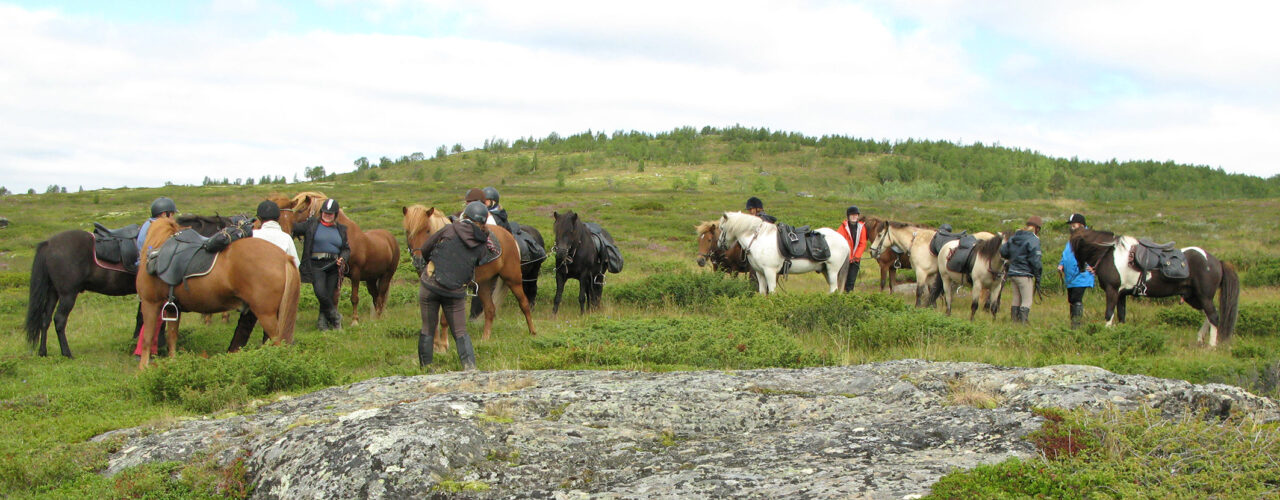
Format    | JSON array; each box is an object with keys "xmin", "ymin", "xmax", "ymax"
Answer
[{"xmin": 95, "ymin": 360, "xmax": 1278, "ymax": 499}]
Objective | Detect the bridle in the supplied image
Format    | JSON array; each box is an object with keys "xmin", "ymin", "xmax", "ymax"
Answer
[{"xmin": 868, "ymin": 225, "xmax": 890, "ymax": 259}]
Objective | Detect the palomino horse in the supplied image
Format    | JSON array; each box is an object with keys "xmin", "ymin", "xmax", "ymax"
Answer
[
  {"xmin": 863, "ymin": 217, "xmax": 913, "ymax": 292},
  {"xmin": 867, "ymin": 221, "xmax": 942, "ymax": 307},
  {"xmin": 695, "ymin": 221, "xmax": 751, "ymax": 277},
  {"xmin": 271, "ymin": 192, "xmax": 399, "ymax": 326},
  {"xmin": 716, "ymin": 212, "xmax": 851, "ymax": 295},
  {"xmin": 402, "ymin": 205, "xmax": 536, "ymax": 353},
  {"xmin": 936, "ymin": 232, "xmax": 1007, "ymax": 320},
  {"xmin": 136, "ymin": 218, "xmax": 300, "ymax": 369},
  {"xmin": 1070, "ymin": 229, "xmax": 1239, "ymax": 347}
]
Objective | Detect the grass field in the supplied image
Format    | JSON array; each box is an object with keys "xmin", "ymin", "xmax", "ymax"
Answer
[{"xmin": 1, "ymin": 136, "xmax": 1278, "ymax": 498}]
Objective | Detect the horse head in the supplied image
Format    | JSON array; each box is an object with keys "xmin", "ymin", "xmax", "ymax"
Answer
[
  {"xmin": 1069, "ymin": 228, "xmax": 1117, "ymax": 273},
  {"xmin": 552, "ymin": 210, "xmax": 582, "ymax": 261},
  {"xmin": 867, "ymin": 222, "xmax": 892, "ymax": 259},
  {"xmin": 402, "ymin": 205, "xmax": 449, "ymax": 275},
  {"xmin": 694, "ymin": 221, "xmax": 721, "ymax": 267}
]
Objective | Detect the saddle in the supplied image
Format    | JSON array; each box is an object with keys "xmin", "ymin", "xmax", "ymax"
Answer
[
  {"xmin": 92, "ymin": 223, "xmax": 142, "ymax": 273},
  {"xmin": 584, "ymin": 222, "xmax": 623, "ymax": 273},
  {"xmin": 509, "ymin": 221, "xmax": 547, "ymax": 264},
  {"xmin": 1131, "ymin": 239, "xmax": 1189, "ymax": 280},
  {"xmin": 775, "ymin": 222, "xmax": 831, "ymax": 262},
  {"xmin": 481, "ymin": 231, "xmax": 503, "ymax": 266},
  {"xmin": 930, "ymin": 229, "xmax": 966, "ymax": 256},
  {"xmin": 145, "ymin": 229, "xmax": 219, "ymax": 287},
  {"xmin": 945, "ymin": 235, "xmax": 980, "ymax": 274}
]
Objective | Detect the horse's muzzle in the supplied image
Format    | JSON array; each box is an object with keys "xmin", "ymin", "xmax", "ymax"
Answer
[
  {"xmin": 696, "ymin": 256, "xmax": 707, "ymax": 267},
  {"xmin": 412, "ymin": 255, "xmax": 426, "ymax": 275}
]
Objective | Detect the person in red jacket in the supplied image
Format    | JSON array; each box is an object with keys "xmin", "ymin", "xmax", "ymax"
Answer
[{"xmin": 836, "ymin": 205, "xmax": 868, "ymax": 292}]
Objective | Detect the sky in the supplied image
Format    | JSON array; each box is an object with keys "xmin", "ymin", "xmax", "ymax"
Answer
[{"xmin": 2, "ymin": 0, "xmax": 1279, "ymax": 193}]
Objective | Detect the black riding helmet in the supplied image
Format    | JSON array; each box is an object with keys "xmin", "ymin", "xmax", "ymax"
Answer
[
  {"xmin": 463, "ymin": 201, "xmax": 488, "ymax": 225},
  {"xmin": 846, "ymin": 205, "xmax": 860, "ymax": 216},
  {"xmin": 320, "ymin": 199, "xmax": 340, "ymax": 215},
  {"xmin": 482, "ymin": 186, "xmax": 500, "ymax": 205},
  {"xmin": 150, "ymin": 197, "xmax": 177, "ymax": 217},
  {"xmin": 745, "ymin": 197, "xmax": 764, "ymax": 210},
  {"xmin": 256, "ymin": 200, "xmax": 281, "ymax": 221}
]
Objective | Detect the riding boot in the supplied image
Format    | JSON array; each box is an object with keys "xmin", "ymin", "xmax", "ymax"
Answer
[
  {"xmin": 455, "ymin": 334, "xmax": 477, "ymax": 371},
  {"xmin": 417, "ymin": 332, "xmax": 434, "ymax": 368},
  {"xmin": 1019, "ymin": 307, "xmax": 1031, "ymax": 325},
  {"xmin": 327, "ymin": 308, "xmax": 343, "ymax": 330},
  {"xmin": 1069, "ymin": 303, "xmax": 1084, "ymax": 329},
  {"xmin": 1010, "ymin": 306, "xmax": 1021, "ymax": 323}
]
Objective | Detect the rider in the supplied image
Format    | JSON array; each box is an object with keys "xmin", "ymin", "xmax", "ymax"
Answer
[
  {"xmin": 417, "ymin": 201, "xmax": 490, "ymax": 371},
  {"xmin": 1057, "ymin": 213, "xmax": 1095, "ymax": 329},
  {"xmin": 482, "ymin": 186, "xmax": 513, "ymax": 234},
  {"xmin": 836, "ymin": 206, "xmax": 868, "ymax": 292},
  {"xmin": 296, "ymin": 199, "xmax": 350, "ymax": 331},
  {"xmin": 1000, "ymin": 216, "xmax": 1043, "ymax": 324},
  {"xmin": 132, "ymin": 197, "xmax": 176, "ymax": 357},
  {"xmin": 744, "ymin": 196, "xmax": 777, "ymax": 223},
  {"xmin": 229, "ymin": 200, "xmax": 302, "ymax": 350}
]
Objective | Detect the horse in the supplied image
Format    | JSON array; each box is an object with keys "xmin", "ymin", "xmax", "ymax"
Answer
[
  {"xmin": 136, "ymin": 217, "xmax": 300, "ymax": 369},
  {"xmin": 401, "ymin": 205, "xmax": 536, "ymax": 354},
  {"xmin": 552, "ymin": 210, "xmax": 620, "ymax": 312},
  {"xmin": 715, "ymin": 212, "xmax": 851, "ymax": 295},
  {"xmin": 936, "ymin": 232, "xmax": 1008, "ymax": 320},
  {"xmin": 695, "ymin": 221, "xmax": 751, "ymax": 277},
  {"xmin": 1070, "ymin": 228, "xmax": 1239, "ymax": 347},
  {"xmin": 863, "ymin": 217, "xmax": 913, "ymax": 292},
  {"xmin": 271, "ymin": 192, "xmax": 399, "ymax": 326},
  {"xmin": 867, "ymin": 221, "xmax": 942, "ymax": 307},
  {"xmin": 469, "ymin": 223, "xmax": 545, "ymax": 317},
  {"xmin": 25, "ymin": 215, "xmax": 247, "ymax": 358}
]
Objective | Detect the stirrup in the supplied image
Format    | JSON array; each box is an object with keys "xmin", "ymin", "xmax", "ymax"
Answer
[
  {"xmin": 161, "ymin": 300, "xmax": 180, "ymax": 322},
  {"xmin": 466, "ymin": 281, "xmax": 479, "ymax": 297}
]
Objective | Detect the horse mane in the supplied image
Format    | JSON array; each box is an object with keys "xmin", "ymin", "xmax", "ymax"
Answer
[
  {"xmin": 403, "ymin": 205, "xmax": 450, "ymax": 234},
  {"xmin": 976, "ymin": 233, "xmax": 1004, "ymax": 261},
  {"xmin": 1072, "ymin": 228, "xmax": 1117, "ymax": 248},
  {"xmin": 720, "ymin": 211, "xmax": 764, "ymax": 237},
  {"xmin": 291, "ymin": 191, "xmax": 329, "ymax": 217},
  {"xmin": 267, "ymin": 193, "xmax": 294, "ymax": 209},
  {"xmin": 143, "ymin": 217, "xmax": 180, "ymax": 251},
  {"xmin": 695, "ymin": 221, "xmax": 719, "ymax": 236}
]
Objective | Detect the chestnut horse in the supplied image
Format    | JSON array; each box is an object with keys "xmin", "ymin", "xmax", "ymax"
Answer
[
  {"xmin": 401, "ymin": 205, "xmax": 536, "ymax": 353},
  {"xmin": 863, "ymin": 217, "xmax": 913, "ymax": 292},
  {"xmin": 271, "ymin": 192, "xmax": 399, "ymax": 326},
  {"xmin": 136, "ymin": 218, "xmax": 300, "ymax": 369},
  {"xmin": 695, "ymin": 221, "xmax": 751, "ymax": 277}
]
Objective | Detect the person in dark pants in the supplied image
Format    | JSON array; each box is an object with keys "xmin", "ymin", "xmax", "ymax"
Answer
[
  {"xmin": 296, "ymin": 198, "xmax": 350, "ymax": 330},
  {"xmin": 417, "ymin": 201, "xmax": 491, "ymax": 371},
  {"xmin": 836, "ymin": 206, "xmax": 868, "ymax": 292},
  {"xmin": 744, "ymin": 196, "xmax": 778, "ymax": 223},
  {"xmin": 1000, "ymin": 216, "xmax": 1043, "ymax": 324},
  {"xmin": 1057, "ymin": 213, "xmax": 1095, "ymax": 329}
]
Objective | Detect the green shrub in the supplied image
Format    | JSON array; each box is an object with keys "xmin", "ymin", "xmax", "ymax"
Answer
[
  {"xmin": 841, "ymin": 309, "xmax": 980, "ymax": 350},
  {"xmin": 609, "ymin": 271, "xmax": 753, "ymax": 308},
  {"xmin": 388, "ymin": 283, "xmax": 420, "ymax": 307},
  {"xmin": 1032, "ymin": 324, "xmax": 1167, "ymax": 357},
  {"xmin": 731, "ymin": 292, "xmax": 910, "ymax": 335},
  {"xmin": 525, "ymin": 317, "xmax": 831, "ymax": 370},
  {"xmin": 138, "ymin": 346, "xmax": 339, "ymax": 412},
  {"xmin": 1241, "ymin": 258, "xmax": 1280, "ymax": 287},
  {"xmin": 1237, "ymin": 302, "xmax": 1280, "ymax": 336},
  {"xmin": 0, "ymin": 271, "xmax": 27, "ymax": 290},
  {"xmin": 1155, "ymin": 307, "xmax": 1201, "ymax": 328}
]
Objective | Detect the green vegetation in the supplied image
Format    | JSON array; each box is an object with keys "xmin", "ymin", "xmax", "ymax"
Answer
[{"xmin": 0, "ymin": 126, "xmax": 1277, "ymax": 497}]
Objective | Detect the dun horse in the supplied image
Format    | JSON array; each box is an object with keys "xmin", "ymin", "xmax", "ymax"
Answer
[
  {"xmin": 715, "ymin": 212, "xmax": 851, "ymax": 295},
  {"xmin": 272, "ymin": 192, "xmax": 399, "ymax": 325},
  {"xmin": 402, "ymin": 205, "xmax": 536, "ymax": 354},
  {"xmin": 863, "ymin": 217, "xmax": 913, "ymax": 292},
  {"xmin": 1070, "ymin": 228, "xmax": 1239, "ymax": 346},
  {"xmin": 936, "ymin": 232, "xmax": 1007, "ymax": 320},
  {"xmin": 867, "ymin": 221, "xmax": 942, "ymax": 307},
  {"xmin": 136, "ymin": 218, "xmax": 299, "ymax": 369}
]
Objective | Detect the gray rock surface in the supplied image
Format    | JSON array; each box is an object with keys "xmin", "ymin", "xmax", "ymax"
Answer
[{"xmin": 94, "ymin": 360, "xmax": 1278, "ymax": 499}]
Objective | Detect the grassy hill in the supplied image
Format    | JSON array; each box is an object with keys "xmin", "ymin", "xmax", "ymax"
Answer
[{"xmin": 0, "ymin": 127, "xmax": 1278, "ymax": 497}]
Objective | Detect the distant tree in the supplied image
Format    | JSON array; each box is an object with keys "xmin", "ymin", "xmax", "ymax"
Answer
[
  {"xmin": 354, "ymin": 157, "xmax": 370, "ymax": 171},
  {"xmin": 293, "ymin": 174, "xmax": 300, "ymax": 183},
  {"xmin": 245, "ymin": 177, "xmax": 255, "ymax": 186},
  {"xmin": 27, "ymin": 188, "xmax": 36, "ymax": 195},
  {"xmin": 234, "ymin": 178, "xmax": 242, "ymax": 185},
  {"xmin": 451, "ymin": 143, "xmax": 463, "ymax": 154},
  {"xmin": 368, "ymin": 170, "xmax": 380, "ymax": 181},
  {"xmin": 410, "ymin": 152, "xmax": 425, "ymax": 162},
  {"xmin": 435, "ymin": 145, "xmax": 448, "ymax": 160},
  {"xmin": 378, "ymin": 156, "xmax": 391, "ymax": 169},
  {"xmin": 432, "ymin": 165, "xmax": 445, "ymax": 182},
  {"xmin": 78, "ymin": 185, "xmax": 83, "ymax": 192},
  {"xmin": 61, "ymin": 186, "xmax": 67, "ymax": 193},
  {"xmin": 45, "ymin": 184, "xmax": 60, "ymax": 194},
  {"xmin": 0, "ymin": 186, "xmax": 9, "ymax": 195},
  {"xmin": 305, "ymin": 166, "xmax": 326, "ymax": 181}
]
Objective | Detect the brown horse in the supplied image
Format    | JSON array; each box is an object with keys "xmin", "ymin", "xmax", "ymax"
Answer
[
  {"xmin": 863, "ymin": 217, "xmax": 913, "ymax": 292},
  {"xmin": 695, "ymin": 221, "xmax": 751, "ymax": 277},
  {"xmin": 402, "ymin": 205, "xmax": 536, "ymax": 353},
  {"xmin": 271, "ymin": 192, "xmax": 400, "ymax": 326},
  {"xmin": 136, "ymin": 218, "xmax": 300, "ymax": 369}
]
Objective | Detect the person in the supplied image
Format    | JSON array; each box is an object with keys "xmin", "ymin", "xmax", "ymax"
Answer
[
  {"xmin": 1000, "ymin": 216, "xmax": 1043, "ymax": 324},
  {"xmin": 744, "ymin": 196, "xmax": 777, "ymax": 223},
  {"xmin": 296, "ymin": 198, "xmax": 350, "ymax": 330},
  {"xmin": 132, "ymin": 197, "xmax": 177, "ymax": 357},
  {"xmin": 228, "ymin": 200, "xmax": 302, "ymax": 350},
  {"xmin": 1057, "ymin": 213, "xmax": 1095, "ymax": 329},
  {"xmin": 481, "ymin": 186, "xmax": 513, "ymax": 234},
  {"xmin": 417, "ymin": 201, "xmax": 490, "ymax": 371},
  {"xmin": 836, "ymin": 206, "xmax": 868, "ymax": 292}
]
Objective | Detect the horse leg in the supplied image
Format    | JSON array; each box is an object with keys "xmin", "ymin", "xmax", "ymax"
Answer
[
  {"xmin": 577, "ymin": 274, "xmax": 589, "ymax": 314},
  {"xmin": 971, "ymin": 283, "xmax": 985, "ymax": 322},
  {"xmin": 1116, "ymin": 293, "xmax": 1128, "ymax": 324},
  {"xmin": 166, "ymin": 313, "xmax": 181, "ymax": 358},
  {"xmin": 51, "ymin": 292, "xmax": 77, "ymax": 358},
  {"xmin": 506, "ymin": 274, "xmax": 537, "ymax": 337},
  {"xmin": 591, "ymin": 274, "xmax": 604, "ymax": 309},
  {"xmin": 138, "ymin": 301, "xmax": 161, "ymax": 370},
  {"xmin": 1198, "ymin": 296, "xmax": 1222, "ymax": 348},
  {"xmin": 202, "ymin": 313, "xmax": 213, "ymax": 325},
  {"xmin": 1103, "ymin": 287, "xmax": 1119, "ymax": 327},
  {"xmin": 940, "ymin": 276, "xmax": 954, "ymax": 316},
  {"xmin": 553, "ymin": 270, "xmax": 567, "ymax": 315},
  {"xmin": 348, "ymin": 274, "xmax": 362, "ymax": 326},
  {"xmin": 374, "ymin": 272, "xmax": 394, "ymax": 317},
  {"xmin": 762, "ymin": 269, "xmax": 779, "ymax": 295},
  {"xmin": 478, "ymin": 278, "xmax": 497, "ymax": 340}
]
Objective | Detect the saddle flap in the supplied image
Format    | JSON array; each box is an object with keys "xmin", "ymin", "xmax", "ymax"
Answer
[
  {"xmin": 1138, "ymin": 238, "xmax": 1177, "ymax": 251},
  {"xmin": 587, "ymin": 227, "xmax": 624, "ymax": 273},
  {"xmin": 480, "ymin": 232, "xmax": 503, "ymax": 266},
  {"xmin": 1131, "ymin": 244, "xmax": 1190, "ymax": 280},
  {"xmin": 146, "ymin": 229, "xmax": 218, "ymax": 286},
  {"xmin": 946, "ymin": 236, "xmax": 980, "ymax": 274}
]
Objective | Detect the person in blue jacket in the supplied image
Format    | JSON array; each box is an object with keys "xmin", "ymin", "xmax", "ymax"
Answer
[{"xmin": 1056, "ymin": 213, "xmax": 1095, "ymax": 329}]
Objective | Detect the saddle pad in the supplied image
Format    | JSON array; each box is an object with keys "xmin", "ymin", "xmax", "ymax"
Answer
[
  {"xmin": 480, "ymin": 231, "xmax": 503, "ymax": 266},
  {"xmin": 146, "ymin": 229, "xmax": 219, "ymax": 286},
  {"xmin": 930, "ymin": 230, "xmax": 965, "ymax": 256}
]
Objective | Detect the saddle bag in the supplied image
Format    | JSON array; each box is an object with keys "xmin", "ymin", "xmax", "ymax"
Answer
[
  {"xmin": 805, "ymin": 232, "xmax": 831, "ymax": 262},
  {"xmin": 585, "ymin": 222, "xmax": 623, "ymax": 273},
  {"xmin": 201, "ymin": 218, "xmax": 254, "ymax": 253}
]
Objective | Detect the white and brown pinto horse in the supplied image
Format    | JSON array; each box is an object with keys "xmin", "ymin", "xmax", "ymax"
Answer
[
  {"xmin": 716, "ymin": 212, "xmax": 850, "ymax": 295},
  {"xmin": 867, "ymin": 221, "xmax": 942, "ymax": 307},
  {"xmin": 936, "ymin": 232, "xmax": 1007, "ymax": 320},
  {"xmin": 1070, "ymin": 229, "xmax": 1239, "ymax": 347}
]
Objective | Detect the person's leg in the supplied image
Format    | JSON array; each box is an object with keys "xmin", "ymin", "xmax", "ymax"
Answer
[
  {"xmin": 418, "ymin": 284, "xmax": 441, "ymax": 367},
  {"xmin": 1067, "ymin": 287, "xmax": 1086, "ymax": 329},
  {"xmin": 441, "ymin": 296, "xmax": 476, "ymax": 371},
  {"xmin": 843, "ymin": 261, "xmax": 860, "ymax": 292},
  {"xmin": 1009, "ymin": 277, "xmax": 1025, "ymax": 322},
  {"xmin": 1015, "ymin": 277, "xmax": 1034, "ymax": 323},
  {"xmin": 312, "ymin": 261, "xmax": 334, "ymax": 330}
]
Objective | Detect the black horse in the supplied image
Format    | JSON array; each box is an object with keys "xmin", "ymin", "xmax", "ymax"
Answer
[
  {"xmin": 1071, "ymin": 228, "xmax": 1239, "ymax": 347},
  {"xmin": 552, "ymin": 211, "xmax": 614, "ymax": 314},
  {"xmin": 467, "ymin": 224, "xmax": 547, "ymax": 318},
  {"xmin": 24, "ymin": 215, "xmax": 249, "ymax": 357}
]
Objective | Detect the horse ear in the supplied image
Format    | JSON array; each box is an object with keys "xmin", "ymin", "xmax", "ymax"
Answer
[
  {"xmin": 553, "ymin": 211, "xmax": 559, "ymax": 220},
  {"xmin": 426, "ymin": 207, "xmax": 436, "ymax": 216},
  {"xmin": 402, "ymin": 206, "xmax": 408, "ymax": 215}
]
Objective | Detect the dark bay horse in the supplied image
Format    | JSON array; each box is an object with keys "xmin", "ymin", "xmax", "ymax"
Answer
[
  {"xmin": 552, "ymin": 210, "xmax": 618, "ymax": 313},
  {"xmin": 863, "ymin": 217, "xmax": 913, "ymax": 292},
  {"xmin": 136, "ymin": 218, "xmax": 300, "ymax": 369},
  {"xmin": 272, "ymin": 192, "xmax": 399, "ymax": 326},
  {"xmin": 1070, "ymin": 228, "xmax": 1239, "ymax": 347}
]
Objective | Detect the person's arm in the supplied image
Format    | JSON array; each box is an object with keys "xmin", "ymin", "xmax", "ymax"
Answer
[
  {"xmin": 852, "ymin": 223, "xmax": 868, "ymax": 261},
  {"xmin": 337, "ymin": 225, "xmax": 352, "ymax": 263},
  {"xmin": 1030, "ymin": 241, "xmax": 1044, "ymax": 278}
]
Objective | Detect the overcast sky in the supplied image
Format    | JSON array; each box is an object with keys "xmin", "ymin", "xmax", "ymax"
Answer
[{"xmin": 3, "ymin": 0, "xmax": 1279, "ymax": 192}]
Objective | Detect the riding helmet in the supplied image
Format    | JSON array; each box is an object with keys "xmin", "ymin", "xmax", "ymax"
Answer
[
  {"xmin": 463, "ymin": 201, "xmax": 489, "ymax": 225},
  {"xmin": 1025, "ymin": 216, "xmax": 1043, "ymax": 229},
  {"xmin": 482, "ymin": 186, "xmax": 500, "ymax": 205},
  {"xmin": 256, "ymin": 200, "xmax": 281, "ymax": 221},
  {"xmin": 320, "ymin": 198, "xmax": 340, "ymax": 214},
  {"xmin": 150, "ymin": 197, "xmax": 177, "ymax": 217},
  {"xmin": 846, "ymin": 205, "xmax": 860, "ymax": 216},
  {"xmin": 464, "ymin": 188, "xmax": 486, "ymax": 203},
  {"xmin": 745, "ymin": 197, "xmax": 764, "ymax": 210},
  {"xmin": 1068, "ymin": 213, "xmax": 1086, "ymax": 225}
]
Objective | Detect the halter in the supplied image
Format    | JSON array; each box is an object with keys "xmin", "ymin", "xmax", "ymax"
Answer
[{"xmin": 868, "ymin": 225, "xmax": 890, "ymax": 259}]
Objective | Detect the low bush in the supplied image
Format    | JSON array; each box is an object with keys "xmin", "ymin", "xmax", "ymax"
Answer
[
  {"xmin": 609, "ymin": 271, "xmax": 753, "ymax": 308},
  {"xmin": 0, "ymin": 271, "xmax": 26, "ymax": 290},
  {"xmin": 1237, "ymin": 302, "xmax": 1280, "ymax": 337},
  {"xmin": 138, "ymin": 346, "xmax": 339, "ymax": 413},
  {"xmin": 525, "ymin": 317, "xmax": 831, "ymax": 370},
  {"xmin": 840, "ymin": 309, "xmax": 980, "ymax": 351},
  {"xmin": 731, "ymin": 292, "xmax": 910, "ymax": 335},
  {"xmin": 1239, "ymin": 257, "xmax": 1280, "ymax": 287},
  {"xmin": 1155, "ymin": 306, "xmax": 1201, "ymax": 328},
  {"xmin": 1031, "ymin": 324, "xmax": 1168, "ymax": 358}
]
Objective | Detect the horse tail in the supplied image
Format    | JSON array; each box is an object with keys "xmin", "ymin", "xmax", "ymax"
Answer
[
  {"xmin": 926, "ymin": 270, "xmax": 944, "ymax": 306},
  {"xmin": 277, "ymin": 260, "xmax": 299, "ymax": 344},
  {"xmin": 1218, "ymin": 260, "xmax": 1240, "ymax": 342},
  {"xmin": 25, "ymin": 241, "xmax": 56, "ymax": 346}
]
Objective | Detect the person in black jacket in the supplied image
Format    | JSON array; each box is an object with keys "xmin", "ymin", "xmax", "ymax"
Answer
[
  {"xmin": 745, "ymin": 196, "xmax": 778, "ymax": 223},
  {"xmin": 482, "ymin": 186, "xmax": 513, "ymax": 234},
  {"xmin": 295, "ymin": 199, "xmax": 350, "ymax": 330},
  {"xmin": 417, "ymin": 201, "xmax": 491, "ymax": 371},
  {"xmin": 1000, "ymin": 216, "xmax": 1043, "ymax": 324}
]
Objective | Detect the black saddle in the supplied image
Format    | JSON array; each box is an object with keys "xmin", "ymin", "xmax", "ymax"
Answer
[
  {"xmin": 775, "ymin": 222, "xmax": 831, "ymax": 262},
  {"xmin": 1132, "ymin": 240, "xmax": 1189, "ymax": 280},
  {"xmin": 1138, "ymin": 239, "xmax": 1177, "ymax": 251},
  {"xmin": 930, "ymin": 229, "xmax": 966, "ymax": 256},
  {"xmin": 145, "ymin": 229, "xmax": 219, "ymax": 287},
  {"xmin": 945, "ymin": 235, "xmax": 980, "ymax": 274},
  {"xmin": 93, "ymin": 223, "xmax": 142, "ymax": 273},
  {"xmin": 509, "ymin": 221, "xmax": 547, "ymax": 264},
  {"xmin": 585, "ymin": 222, "xmax": 623, "ymax": 273}
]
